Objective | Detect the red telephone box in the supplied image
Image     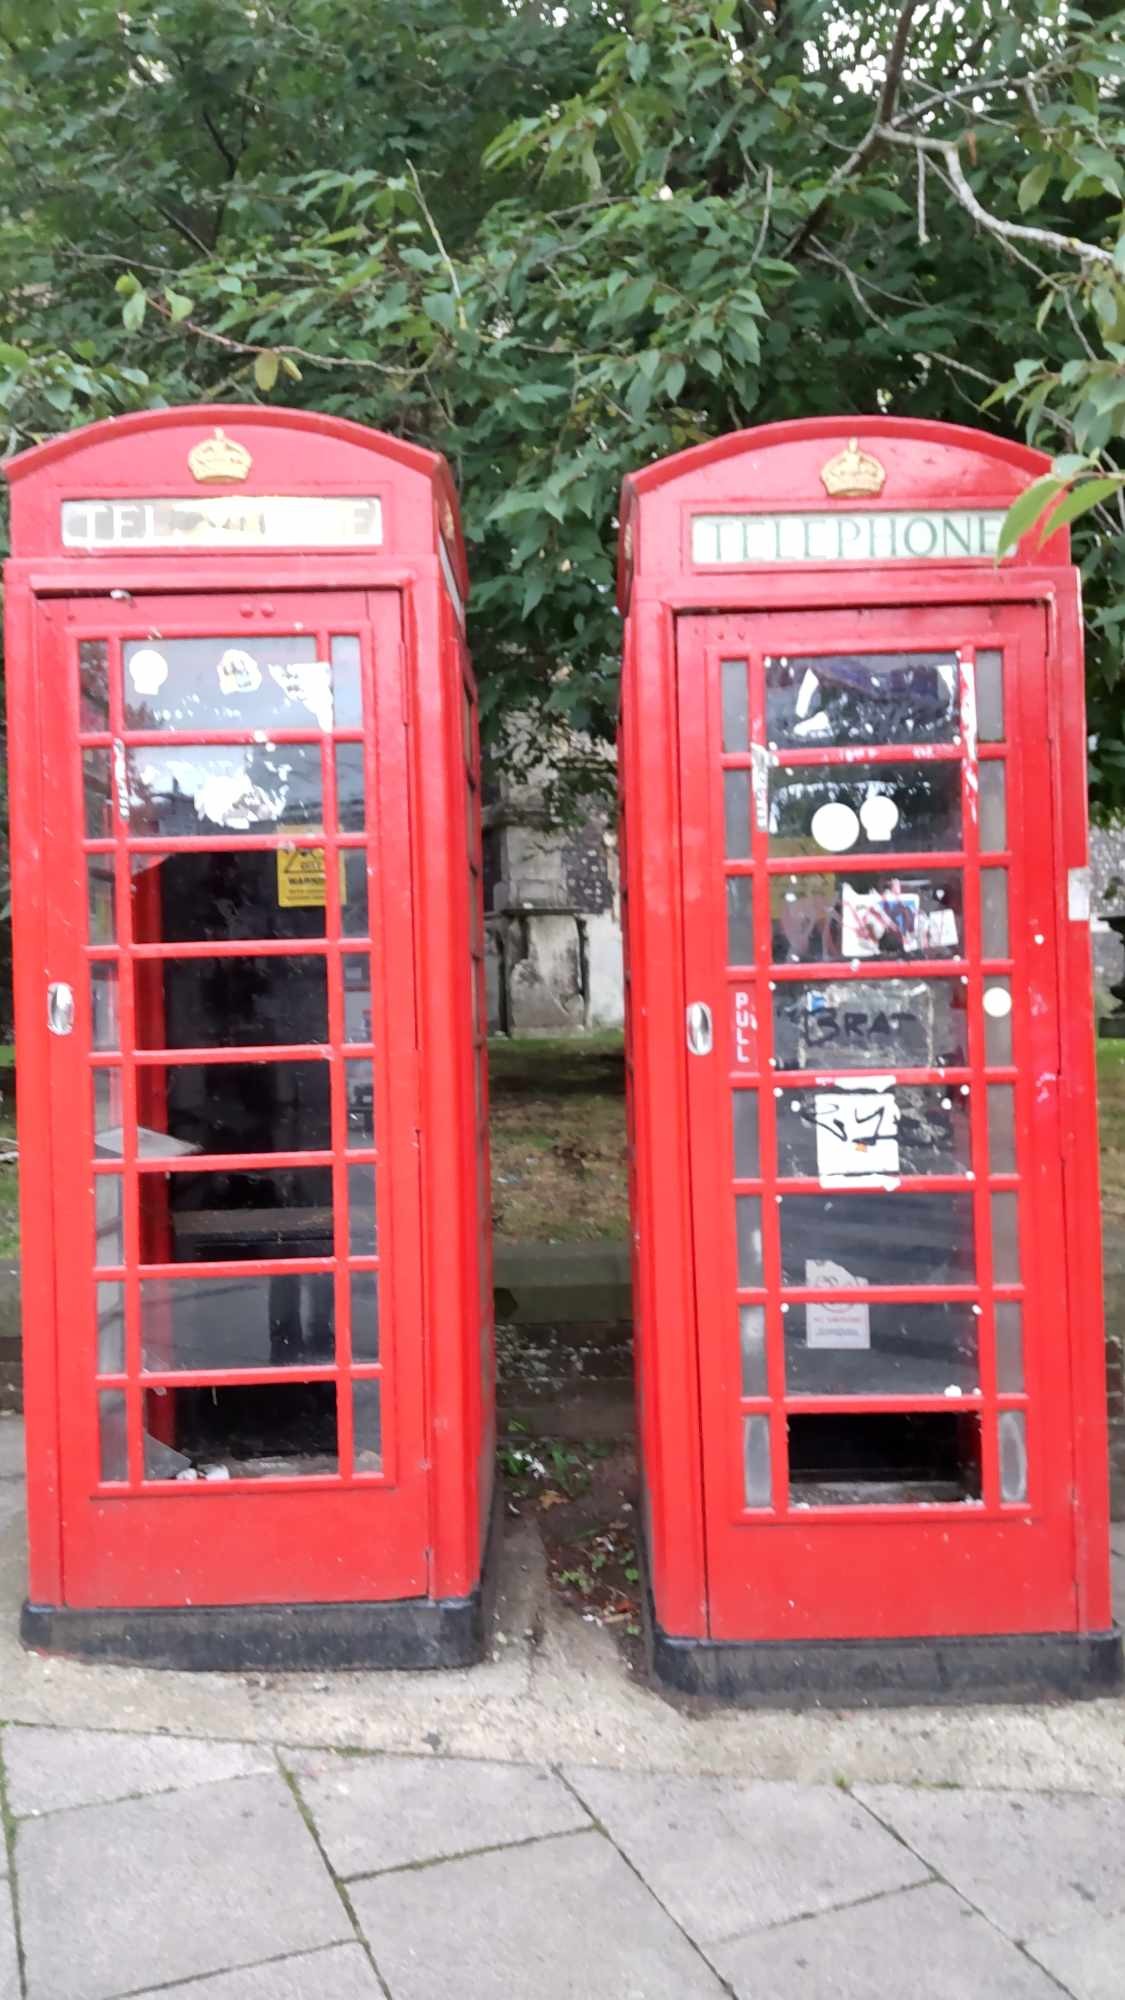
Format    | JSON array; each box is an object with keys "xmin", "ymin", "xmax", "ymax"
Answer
[
  {"xmin": 618, "ymin": 417, "xmax": 1121, "ymax": 1702},
  {"xmin": 5, "ymin": 406, "xmax": 495, "ymax": 1669}
]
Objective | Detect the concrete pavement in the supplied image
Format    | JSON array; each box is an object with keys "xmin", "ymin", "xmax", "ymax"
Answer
[{"xmin": 1, "ymin": 1419, "xmax": 1124, "ymax": 1998}]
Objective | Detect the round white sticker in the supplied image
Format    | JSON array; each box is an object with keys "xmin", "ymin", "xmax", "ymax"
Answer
[
  {"xmin": 128, "ymin": 648, "xmax": 168, "ymax": 696},
  {"xmin": 810, "ymin": 801, "xmax": 860, "ymax": 853},
  {"xmin": 859, "ymin": 792, "xmax": 900, "ymax": 842},
  {"xmin": 982, "ymin": 985, "xmax": 1013, "ymax": 1018}
]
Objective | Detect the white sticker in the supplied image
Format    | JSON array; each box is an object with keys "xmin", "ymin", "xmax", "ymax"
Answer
[
  {"xmin": 813, "ymin": 1090, "xmax": 900, "ymax": 1185},
  {"xmin": 806, "ymin": 1258, "xmax": 871, "ymax": 1348},
  {"xmin": 129, "ymin": 647, "xmax": 168, "ymax": 695},
  {"xmin": 217, "ymin": 647, "xmax": 263, "ymax": 695},
  {"xmin": 193, "ymin": 770, "xmax": 286, "ymax": 830},
  {"xmin": 811, "ymin": 801, "xmax": 860, "ymax": 852},
  {"xmin": 858, "ymin": 791, "xmax": 899, "ymax": 842},
  {"xmin": 983, "ymin": 985, "xmax": 1013, "ymax": 1018},
  {"xmin": 269, "ymin": 661, "xmax": 334, "ymax": 731}
]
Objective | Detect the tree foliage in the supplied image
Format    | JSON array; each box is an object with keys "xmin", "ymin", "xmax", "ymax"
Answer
[{"xmin": 1, "ymin": 1, "xmax": 1123, "ymax": 807}]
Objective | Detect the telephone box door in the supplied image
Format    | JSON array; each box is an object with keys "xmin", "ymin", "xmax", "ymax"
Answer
[
  {"xmin": 677, "ymin": 603, "xmax": 1078, "ymax": 1641},
  {"xmin": 39, "ymin": 587, "xmax": 427, "ymax": 1608}
]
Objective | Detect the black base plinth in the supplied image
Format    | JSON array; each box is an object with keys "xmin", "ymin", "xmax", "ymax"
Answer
[
  {"xmin": 647, "ymin": 1607, "xmax": 1123, "ymax": 1709},
  {"xmin": 21, "ymin": 1488, "xmax": 501, "ymax": 1673}
]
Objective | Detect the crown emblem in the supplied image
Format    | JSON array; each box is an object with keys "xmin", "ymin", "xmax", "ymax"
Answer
[
  {"xmin": 820, "ymin": 437, "xmax": 886, "ymax": 499},
  {"xmin": 187, "ymin": 428, "xmax": 252, "ymax": 484}
]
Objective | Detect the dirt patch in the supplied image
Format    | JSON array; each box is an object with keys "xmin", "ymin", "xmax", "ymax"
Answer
[{"xmin": 501, "ymin": 1430, "xmax": 642, "ymax": 1649}]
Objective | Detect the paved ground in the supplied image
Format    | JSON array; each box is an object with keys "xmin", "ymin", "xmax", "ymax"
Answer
[{"xmin": 0, "ymin": 1419, "xmax": 1123, "ymax": 2000}]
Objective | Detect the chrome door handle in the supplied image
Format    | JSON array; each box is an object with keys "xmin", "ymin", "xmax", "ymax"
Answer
[
  {"xmin": 686, "ymin": 1001, "xmax": 713, "ymax": 1055},
  {"xmin": 47, "ymin": 982, "xmax": 75, "ymax": 1036}
]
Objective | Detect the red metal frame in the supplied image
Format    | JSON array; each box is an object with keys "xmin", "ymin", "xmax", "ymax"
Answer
[
  {"xmin": 5, "ymin": 408, "xmax": 491, "ymax": 1613},
  {"xmin": 619, "ymin": 417, "xmax": 1112, "ymax": 1646}
]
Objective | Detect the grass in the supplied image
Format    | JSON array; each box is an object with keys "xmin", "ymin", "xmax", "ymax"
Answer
[{"xmin": 487, "ymin": 1032, "xmax": 628, "ymax": 1243}]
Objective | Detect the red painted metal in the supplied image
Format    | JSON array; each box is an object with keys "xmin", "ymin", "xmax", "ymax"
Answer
[
  {"xmin": 619, "ymin": 416, "xmax": 1112, "ymax": 1649},
  {"xmin": 5, "ymin": 407, "xmax": 491, "ymax": 1615}
]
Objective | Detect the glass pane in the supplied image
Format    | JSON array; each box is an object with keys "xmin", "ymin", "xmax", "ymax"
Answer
[
  {"xmin": 740, "ymin": 1304, "xmax": 767, "ymax": 1396},
  {"xmin": 722, "ymin": 661, "xmax": 748, "ymax": 752},
  {"xmin": 92, "ymin": 1068, "xmax": 125, "ymax": 1151},
  {"xmin": 975, "ymin": 650, "xmax": 1004, "ymax": 742},
  {"xmin": 345, "ymin": 1060, "xmax": 376, "ymax": 1144},
  {"xmin": 99, "ymin": 1391, "xmax": 127, "ymax": 1481},
  {"xmin": 84, "ymin": 749, "xmax": 113, "ymax": 837},
  {"xmin": 343, "ymin": 955, "xmax": 373, "ymax": 1044},
  {"xmin": 766, "ymin": 653, "xmax": 959, "ymax": 747},
  {"xmin": 130, "ymin": 850, "xmax": 367, "ymax": 944},
  {"xmin": 141, "ymin": 1272, "xmax": 335, "ymax": 1371},
  {"xmin": 995, "ymin": 1302, "xmax": 1025, "ymax": 1392},
  {"xmin": 785, "ymin": 1301, "xmax": 978, "ymax": 1396},
  {"xmin": 142, "ymin": 1382, "xmax": 338, "ymax": 1480},
  {"xmin": 987, "ymin": 1085, "xmax": 1017, "ymax": 1174},
  {"xmin": 79, "ymin": 639, "xmax": 110, "ymax": 730},
  {"xmin": 780, "ymin": 1192, "xmax": 976, "ymax": 1287},
  {"xmin": 353, "ymin": 1379, "xmax": 383, "ymax": 1474},
  {"xmin": 998, "ymin": 1410, "xmax": 1028, "ymax": 1504},
  {"xmin": 724, "ymin": 771, "xmax": 751, "ymax": 859},
  {"xmin": 88, "ymin": 858, "xmax": 116, "ymax": 944},
  {"xmin": 983, "ymin": 981, "xmax": 1013, "ymax": 1063},
  {"xmin": 981, "ymin": 870, "xmax": 1009, "ymax": 958},
  {"xmin": 94, "ymin": 1176, "xmax": 124, "ymax": 1269},
  {"xmin": 771, "ymin": 870, "xmax": 963, "ymax": 963},
  {"xmin": 726, "ymin": 877, "xmax": 753, "ymax": 966},
  {"xmin": 124, "ymin": 745, "xmax": 322, "ymax": 837},
  {"xmin": 776, "ymin": 1084, "xmax": 972, "ymax": 1179},
  {"xmin": 97, "ymin": 1282, "xmax": 125, "ymax": 1372},
  {"xmin": 788, "ymin": 1413, "xmax": 982, "ymax": 1506},
  {"xmin": 991, "ymin": 1191, "xmax": 1021, "ymax": 1282},
  {"xmin": 979, "ymin": 763, "xmax": 1007, "ymax": 850},
  {"xmin": 134, "ymin": 956, "xmax": 328, "ymax": 1050},
  {"xmin": 769, "ymin": 763, "xmax": 961, "ymax": 857},
  {"xmin": 736, "ymin": 1195, "xmax": 763, "ymax": 1287},
  {"xmin": 773, "ymin": 978, "xmax": 969, "ymax": 1072},
  {"xmin": 161, "ymin": 1166, "xmax": 333, "ymax": 1264},
  {"xmin": 336, "ymin": 745, "xmax": 366, "ymax": 831},
  {"xmin": 123, "ymin": 636, "xmax": 336, "ymax": 732},
  {"xmin": 742, "ymin": 1415, "xmax": 771, "ymax": 1508},
  {"xmin": 90, "ymin": 962, "xmax": 119, "ymax": 1052},
  {"xmin": 732, "ymin": 1092, "xmax": 760, "ymax": 1178},
  {"xmin": 350, "ymin": 1270, "xmax": 380, "ymax": 1362},
  {"xmin": 331, "ymin": 636, "xmax": 363, "ymax": 729},
  {"xmin": 128, "ymin": 1061, "xmax": 330, "ymax": 1156},
  {"xmin": 347, "ymin": 1164, "xmax": 377, "ymax": 1255}
]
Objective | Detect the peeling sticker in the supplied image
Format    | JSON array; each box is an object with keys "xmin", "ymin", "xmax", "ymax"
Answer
[{"xmin": 1068, "ymin": 866, "xmax": 1091, "ymax": 921}]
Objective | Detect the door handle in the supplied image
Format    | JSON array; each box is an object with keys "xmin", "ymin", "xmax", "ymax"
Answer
[
  {"xmin": 686, "ymin": 1001, "xmax": 713, "ymax": 1055},
  {"xmin": 47, "ymin": 982, "xmax": 75, "ymax": 1036}
]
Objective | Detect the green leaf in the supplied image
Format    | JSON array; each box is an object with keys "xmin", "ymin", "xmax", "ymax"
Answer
[
  {"xmin": 1018, "ymin": 161, "xmax": 1051, "ymax": 212},
  {"xmin": 114, "ymin": 272, "xmax": 140, "ymax": 297},
  {"xmin": 165, "ymin": 290, "xmax": 194, "ymax": 323},
  {"xmin": 122, "ymin": 289, "xmax": 146, "ymax": 332},
  {"xmin": 994, "ymin": 475, "xmax": 1066, "ymax": 558},
  {"xmin": 280, "ymin": 355, "xmax": 302, "ymax": 381},
  {"xmin": 1038, "ymin": 477, "xmax": 1124, "ymax": 544},
  {"xmin": 253, "ymin": 350, "xmax": 280, "ymax": 392}
]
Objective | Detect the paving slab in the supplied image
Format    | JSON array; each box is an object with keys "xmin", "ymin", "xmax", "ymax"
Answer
[
  {"xmin": 0, "ymin": 1421, "xmax": 23, "ymax": 1483},
  {"xmin": 0, "ymin": 1880, "xmax": 17, "ymax": 2000},
  {"xmin": 17, "ymin": 1771, "xmax": 350, "ymax": 2000},
  {"xmin": 285, "ymin": 1748, "xmax": 588, "ymax": 1877},
  {"xmin": 4, "ymin": 1724, "xmax": 277, "ymax": 1816},
  {"xmin": 1026, "ymin": 1909, "xmax": 1125, "ymax": 2000},
  {"xmin": 350, "ymin": 1827, "xmax": 725, "ymax": 1999},
  {"xmin": 855, "ymin": 1784, "xmax": 1125, "ymax": 1941},
  {"xmin": 131, "ymin": 1943, "xmax": 382, "ymax": 2000},
  {"xmin": 564, "ymin": 1766, "xmax": 930, "ymax": 1945},
  {"xmin": 709, "ymin": 1880, "xmax": 1064, "ymax": 2000}
]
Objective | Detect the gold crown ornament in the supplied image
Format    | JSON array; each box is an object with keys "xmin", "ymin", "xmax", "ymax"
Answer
[
  {"xmin": 819, "ymin": 437, "xmax": 886, "ymax": 500},
  {"xmin": 187, "ymin": 428, "xmax": 252, "ymax": 484}
]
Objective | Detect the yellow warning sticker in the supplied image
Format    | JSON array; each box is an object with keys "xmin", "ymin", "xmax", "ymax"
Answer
[{"xmin": 276, "ymin": 848, "xmax": 348, "ymax": 909}]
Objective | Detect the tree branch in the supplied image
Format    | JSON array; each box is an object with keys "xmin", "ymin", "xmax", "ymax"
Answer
[
  {"xmin": 406, "ymin": 158, "xmax": 466, "ymax": 329},
  {"xmin": 783, "ymin": 0, "xmax": 927, "ymax": 258},
  {"xmin": 875, "ymin": 126, "xmax": 1117, "ymax": 270}
]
